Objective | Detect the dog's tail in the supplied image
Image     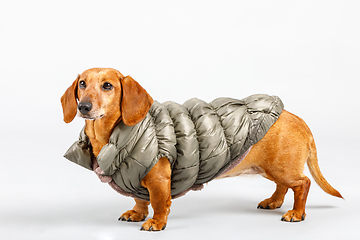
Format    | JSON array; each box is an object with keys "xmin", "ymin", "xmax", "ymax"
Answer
[{"xmin": 307, "ymin": 137, "xmax": 343, "ymax": 199}]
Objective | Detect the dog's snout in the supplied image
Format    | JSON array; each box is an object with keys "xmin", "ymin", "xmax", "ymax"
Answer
[{"xmin": 78, "ymin": 101, "xmax": 92, "ymax": 115}]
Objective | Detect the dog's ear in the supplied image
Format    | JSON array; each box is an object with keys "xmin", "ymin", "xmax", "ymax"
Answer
[
  {"xmin": 120, "ymin": 76, "xmax": 153, "ymax": 126},
  {"xmin": 61, "ymin": 75, "xmax": 79, "ymax": 123}
]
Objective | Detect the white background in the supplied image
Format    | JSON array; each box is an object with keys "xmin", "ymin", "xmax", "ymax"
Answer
[{"xmin": 0, "ymin": 0, "xmax": 359, "ymax": 239}]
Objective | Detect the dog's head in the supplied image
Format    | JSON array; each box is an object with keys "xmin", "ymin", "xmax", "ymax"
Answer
[{"xmin": 61, "ymin": 68, "xmax": 153, "ymax": 126}]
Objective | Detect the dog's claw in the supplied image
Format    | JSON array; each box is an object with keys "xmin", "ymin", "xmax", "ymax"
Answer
[
  {"xmin": 118, "ymin": 216, "xmax": 135, "ymax": 222},
  {"xmin": 257, "ymin": 204, "xmax": 271, "ymax": 209},
  {"xmin": 281, "ymin": 210, "xmax": 306, "ymax": 222},
  {"xmin": 290, "ymin": 217, "xmax": 301, "ymax": 222},
  {"xmin": 140, "ymin": 223, "xmax": 166, "ymax": 231}
]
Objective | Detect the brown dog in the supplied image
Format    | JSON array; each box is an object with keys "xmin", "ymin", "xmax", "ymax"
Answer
[{"xmin": 61, "ymin": 67, "xmax": 342, "ymax": 231}]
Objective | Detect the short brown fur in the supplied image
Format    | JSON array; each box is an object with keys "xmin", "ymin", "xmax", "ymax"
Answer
[{"xmin": 61, "ymin": 68, "xmax": 342, "ymax": 231}]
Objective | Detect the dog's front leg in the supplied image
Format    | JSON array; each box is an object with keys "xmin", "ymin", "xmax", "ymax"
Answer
[
  {"xmin": 119, "ymin": 199, "xmax": 150, "ymax": 222},
  {"xmin": 140, "ymin": 157, "xmax": 172, "ymax": 231}
]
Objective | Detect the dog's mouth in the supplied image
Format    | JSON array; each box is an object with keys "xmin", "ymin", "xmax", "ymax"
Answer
[{"xmin": 78, "ymin": 113, "xmax": 105, "ymax": 120}]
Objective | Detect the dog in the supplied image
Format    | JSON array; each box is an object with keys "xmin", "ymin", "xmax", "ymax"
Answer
[{"xmin": 61, "ymin": 67, "xmax": 342, "ymax": 231}]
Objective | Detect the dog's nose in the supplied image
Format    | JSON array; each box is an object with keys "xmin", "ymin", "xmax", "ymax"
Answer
[{"xmin": 78, "ymin": 101, "xmax": 92, "ymax": 115}]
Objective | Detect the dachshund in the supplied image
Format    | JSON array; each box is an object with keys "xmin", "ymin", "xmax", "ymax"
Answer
[{"xmin": 61, "ymin": 67, "xmax": 342, "ymax": 231}]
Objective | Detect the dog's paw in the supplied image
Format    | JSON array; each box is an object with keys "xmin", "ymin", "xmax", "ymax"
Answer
[
  {"xmin": 119, "ymin": 210, "xmax": 147, "ymax": 222},
  {"xmin": 140, "ymin": 219, "xmax": 167, "ymax": 231},
  {"xmin": 281, "ymin": 210, "xmax": 306, "ymax": 222},
  {"xmin": 257, "ymin": 198, "xmax": 283, "ymax": 210}
]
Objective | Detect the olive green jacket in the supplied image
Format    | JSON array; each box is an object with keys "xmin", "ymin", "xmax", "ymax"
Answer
[{"xmin": 64, "ymin": 94, "xmax": 284, "ymax": 200}]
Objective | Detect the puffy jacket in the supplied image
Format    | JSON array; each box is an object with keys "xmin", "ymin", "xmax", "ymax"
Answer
[{"xmin": 64, "ymin": 94, "xmax": 284, "ymax": 201}]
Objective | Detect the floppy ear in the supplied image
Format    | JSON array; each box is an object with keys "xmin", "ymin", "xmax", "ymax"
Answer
[
  {"xmin": 61, "ymin": 75, "xmax": 79, "ymax": 123},
  {"xmin": 120, "ymin": 76, "xmax": 153, "ymax": 126}
]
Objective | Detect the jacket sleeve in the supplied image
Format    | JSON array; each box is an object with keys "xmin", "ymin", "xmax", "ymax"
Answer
[{"xmin": 63, "ymin": 127, "xmax": 93, "ymax": 171}]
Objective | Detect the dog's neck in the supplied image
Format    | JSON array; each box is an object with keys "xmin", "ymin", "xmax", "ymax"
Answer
[{"xmin": 85, "ymin": 114, "xmax": 121, "ymax": 157}]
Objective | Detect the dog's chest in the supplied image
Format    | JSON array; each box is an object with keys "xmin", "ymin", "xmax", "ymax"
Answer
[{"xmin": 85, "ymin": 122, "xmax": 110, "ymax": 157}]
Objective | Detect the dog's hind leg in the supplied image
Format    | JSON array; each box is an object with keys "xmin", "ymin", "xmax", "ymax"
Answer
[
  {"xmin": 119, "ymin": 199, "xmax": 150, "ymax": 222},
  {"xmin": 257, "ymin": 184, "xmax": 288, "ymax": 210},
  {"xmin": 281, "ymin": 176, "xmax": 311, "ymax": 222},
  {"xmin": 258, "ymin": 174, "xmax": 311, "ymax": 222}
]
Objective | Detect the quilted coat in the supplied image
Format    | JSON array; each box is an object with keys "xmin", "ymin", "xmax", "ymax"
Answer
[{"xmin": 64, "ymin": 94, "xmax": 284, "ymax": 201}]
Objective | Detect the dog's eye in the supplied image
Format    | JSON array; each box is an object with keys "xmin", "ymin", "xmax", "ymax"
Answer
[
  {"xmin": 102, "ymin": 82, "xmax": 113, "ymax": 91},
  {"xmin": 79, "ymin": 80, "xmax": 86, "ymax": 89}
]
